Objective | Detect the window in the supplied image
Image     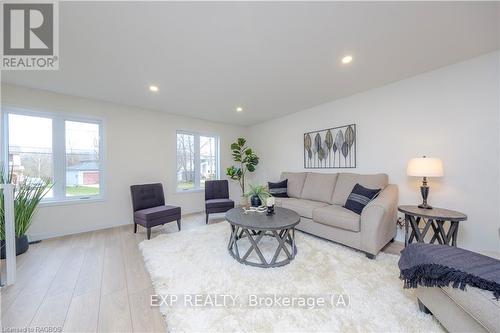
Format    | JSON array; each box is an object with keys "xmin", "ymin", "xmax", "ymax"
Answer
[
  {"xmin": 176, "ymin": 131, "xmax": 219, "ymax": 191},
  {"xmin": 8, "ymin": 114, "xmax": 54, "ymax": 198},
  {"xmin": 4, "ymin": 110, "xmax": 103, "ymax": 202},
  {"xmin": 176, "ymin": 132, "xmax": 195, "ymax": 190},
  {"xmin": 65, "ymin": 121, "xmax": 101, "ymax": 197},
  {"xmin": 199, "ymin": 135, "xmax": 217, "ymax": 187}
]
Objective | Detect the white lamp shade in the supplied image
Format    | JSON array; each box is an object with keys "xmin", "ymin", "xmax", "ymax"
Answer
[{"xmin": 407, "ymin": 157, "xmax": 444, "ymax": 177}]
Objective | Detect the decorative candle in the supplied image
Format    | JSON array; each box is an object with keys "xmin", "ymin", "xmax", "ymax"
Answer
[{"xmin": 266, "ymin": 196, "xmax": 275, "ymax": 207}]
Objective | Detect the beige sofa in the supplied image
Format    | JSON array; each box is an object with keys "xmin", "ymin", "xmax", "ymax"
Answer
[
  {"xmin": 416, "ymin": 251, "xmax": 500, "ymax": 333},
  {"xmin": 274, "ymin": 172, "xmax": 398, "ymax": 258}
]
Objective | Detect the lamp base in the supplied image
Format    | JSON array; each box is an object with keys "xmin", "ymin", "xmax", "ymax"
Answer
[
  {"xmin": 419, "ymin": 180, "xmax": 433, "ymax": 209},
  {"xmin": 418, "ymin": 203, "xmax": 433, "ymax": 210}
]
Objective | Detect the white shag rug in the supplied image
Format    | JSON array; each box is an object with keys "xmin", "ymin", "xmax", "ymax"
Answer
[{"xmin": 140, "ymin": 222, "xmax": 443, "ymax": 332}]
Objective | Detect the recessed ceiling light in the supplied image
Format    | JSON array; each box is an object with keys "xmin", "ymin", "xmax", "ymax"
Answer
[
  {"xmin": 149, "ymin": 85, "xmax": 159, "ymax": 92},
  {"xmin": 341, "ymin": 55, "xmax": 353, "ymax": 64},
  {"xmin": 236, "ymin": 107, "xmax": 243, "ymax": 112}
]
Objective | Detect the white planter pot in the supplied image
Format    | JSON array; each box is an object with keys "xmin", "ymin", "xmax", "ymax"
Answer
[{"xmin": 239, "ymin": 196, "xmax": 248, "ymax": 207}]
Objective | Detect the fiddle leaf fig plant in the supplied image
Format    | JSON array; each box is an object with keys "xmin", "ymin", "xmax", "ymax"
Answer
[{"xmin": 226, "ymin": 137, "xmax": 259, "ymax": 195}]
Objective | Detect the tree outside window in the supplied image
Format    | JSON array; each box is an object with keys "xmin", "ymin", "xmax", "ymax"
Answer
[{"xmin": 176, "ymin": 131, "xmax": 219, "ymax": 191}]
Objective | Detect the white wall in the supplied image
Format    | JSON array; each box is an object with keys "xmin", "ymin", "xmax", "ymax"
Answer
[
  {"xmin": 1, "ymin": 84, "xmax": 248, "ymax": 240},
  {"xmin": 2, "ymin": 52, "xmax": 499, "ymax": 250},
  {"xmin": 249, "ymin": 52, "xmax": 500, "ymax": 252}
]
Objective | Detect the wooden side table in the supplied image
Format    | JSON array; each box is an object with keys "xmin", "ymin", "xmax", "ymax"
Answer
[{"xmin": 398, "ymin": 205, "xmax": 467, "ymax": 247}]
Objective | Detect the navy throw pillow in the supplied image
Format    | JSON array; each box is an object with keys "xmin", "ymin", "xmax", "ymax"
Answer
[
  {"xmin": 344, "ymin": 183, "xmax": 381, "ymax": 215},
  {"xmin": 268, "ymin": 179, "xmax": 289, "ymax": 198}
]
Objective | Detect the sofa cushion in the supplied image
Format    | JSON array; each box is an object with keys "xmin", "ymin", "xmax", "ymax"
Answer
[
  {"xmin": 331, "ymin": 173, "xmax": 388, "ymax": 205},
  {"xmin": 441, "ymin": 286, "xmax": 500, "ymax": 333},
  {"xmin": 301, "ymin": 173, "xmax": 338, "ymax": 203},
  {"xmin": 134, "ymin": 205, "xmax": 181, "ymax": 222},
  {"xmin": 439, "ymin": 251, "xmax": 500, "ymax": 332},
  {"xmin": 280, "ymin": 198, "xmax": 328, "ymax": 219},
  {"xmin": 268, "ymin": 179, "xmax": 289, "ymax": 198},
  {"xmin": 280, "ymin": 172, "xmax": 307, "ymax": 198},
  {"xmin": 274, "ymin": 197, "xmax": 297, "ymax": 208},
  {"xmin": 313, "ymin": 205, "xmax": 361, "ymax": 232}
]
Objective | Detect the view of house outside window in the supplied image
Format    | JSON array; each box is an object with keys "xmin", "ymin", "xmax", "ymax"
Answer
[
  {"xmin": 176, "ymin": 131, "xmax": 219, "ymax": 190},
  {"xmin": 8, "ymin": 114, "xmax": 54, "ymax": 198},
  {"xmin": 200, "ymin": 135, "xmax": 217, "ymax": 186},
  {"xmin": 6, "ymin": 111, "xmax": 103, "ymax": 201},
  {"xmin": 65, "ymin": 121, "xmax": 101, "ymax": 197}
]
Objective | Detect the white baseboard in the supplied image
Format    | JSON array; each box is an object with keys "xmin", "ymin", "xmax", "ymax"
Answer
[
  {"xmin": 27, "ymin": 220, "xmax": 132, "ymax": 242},
  {"xmin": 27, "ymin": 211, "xmax": 206, "ymax": 242}
]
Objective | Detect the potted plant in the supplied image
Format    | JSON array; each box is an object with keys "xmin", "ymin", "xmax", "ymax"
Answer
[
  {"xmin": 0, "ymin": 169, "xmax": 52, "ymax": 259},
  {"xmin": 244, "ymin": 184, "xmax": 271, "ymax": 207},
  {"xmin": 226, "ymin": 137, "xmax": 259, "ymax": 205}
]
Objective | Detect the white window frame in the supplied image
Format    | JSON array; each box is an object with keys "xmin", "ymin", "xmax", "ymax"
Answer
[
  {"xmin": 2, "ymin": 107, "xmax": 105, "ymax": 205},
  {"xmin": 176, "ymin": 130, "xmax": 220, "ymax": 192}
]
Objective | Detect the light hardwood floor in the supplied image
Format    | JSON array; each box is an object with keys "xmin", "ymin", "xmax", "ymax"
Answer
[{"xmin": 1, "ymin": 213, "xmax": 403, "ymax": 332}]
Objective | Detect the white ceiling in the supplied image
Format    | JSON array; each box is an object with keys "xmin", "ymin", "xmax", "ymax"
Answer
[{"xmin": 2, "ymin": 2, "xmax": 499, "ymax": 126}]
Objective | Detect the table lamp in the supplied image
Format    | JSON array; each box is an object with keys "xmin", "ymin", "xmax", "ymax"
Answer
[{"xmin": 407, "ymin": 156, "xmax": 443, "ymax": 209}]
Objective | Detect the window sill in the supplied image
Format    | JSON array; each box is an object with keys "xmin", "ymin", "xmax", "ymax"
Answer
[
  {"xmin": 39, "ymin": 197, "xmax": 105, "ymax": 207},
  {"xmin": 175, "ymin": 188, "xmax": 205, "ymax": 194}
]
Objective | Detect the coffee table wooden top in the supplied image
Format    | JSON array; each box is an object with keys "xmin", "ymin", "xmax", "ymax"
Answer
[
  {"xmin": 225, "ymin": 207, "xmax": 300, "ymax": 231},
  {"xmin": 398, "ymin": 205, "xmax": 467, "ymax": 221}
]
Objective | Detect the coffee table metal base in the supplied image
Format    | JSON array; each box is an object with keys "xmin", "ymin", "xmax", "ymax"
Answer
[{"xmin": 227, "ymin": 225, "xmax": 297, "ymax": 268}]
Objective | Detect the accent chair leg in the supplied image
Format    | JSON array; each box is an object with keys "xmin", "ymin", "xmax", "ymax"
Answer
[
  {"xmin": 134, "ymin": 223, "xmax": 137, "ymax": 233},
  {"xmin": 418, "ymin": 299, "xmax": 431, "ymax": 314},
  {"xmin": 206, "ymin": 213, "xmax": 209, "ymax": 224},
  {"xmin": 366, "ymin": 253, "xmax": 376, "ymax": 260},
  {"xmin": 390, "ymin": 238, "xmax": 395, "ymax": 243},
  {"xmin": 147, "ymin": 227, "xmax": 151, "ymax": 240},
  {"xmin": 177, "ymin": 219, "xmax": 181, "ymax": 231}
]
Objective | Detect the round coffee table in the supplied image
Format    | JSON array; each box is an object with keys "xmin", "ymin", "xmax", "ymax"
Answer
[{"xmin": 225, "ymin": 207, "xmax": 300, "ymax": 268}]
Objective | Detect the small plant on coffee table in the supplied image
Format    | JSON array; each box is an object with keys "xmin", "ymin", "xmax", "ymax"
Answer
[{"xmin": 244, "ymin": 184, "xmax": 270, "ymax": 207}]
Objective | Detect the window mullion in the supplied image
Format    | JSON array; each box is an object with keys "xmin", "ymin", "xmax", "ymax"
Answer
[
  {"xmin": 216, "ymin": 137, "xmax": 220, "ymax": 180},
  {"xmin": 194, "ymin": 134, "xmax": 201, "ymax": 188},
  {"xmin": 52, "ymin": 116, "xmax": 66, "ymax": 200},
  {"xmin": 1, "ymin": 112, "xmax": 9, "ymax": 174},
  {"xmin": 99, "ymin": 121, "xmax": 104, "ymax": 198}
]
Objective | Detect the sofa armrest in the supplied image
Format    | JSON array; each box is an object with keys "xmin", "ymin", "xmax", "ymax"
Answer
[{"xmin": 360, "ymin": 184, "xmax": 398, "ymax": 255}]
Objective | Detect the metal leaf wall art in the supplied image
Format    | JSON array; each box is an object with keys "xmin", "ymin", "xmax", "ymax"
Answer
[{"xmin": 303, "ymin": 124, "xmax": 356, "ymax": 168}]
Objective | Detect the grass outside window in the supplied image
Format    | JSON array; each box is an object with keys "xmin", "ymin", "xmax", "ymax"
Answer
[{"xmin": 66, "ymin": 186, "xmax": 100, "ymax": 197}]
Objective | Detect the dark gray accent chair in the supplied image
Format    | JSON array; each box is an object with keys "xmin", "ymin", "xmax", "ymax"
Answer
[
  {"xmin": 205, "ymin": 180, "xmax": 234, "ymax": 224},
  {"xmin": 130, "ymin": 183, "xmax": 181, "ymax": 239}
]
